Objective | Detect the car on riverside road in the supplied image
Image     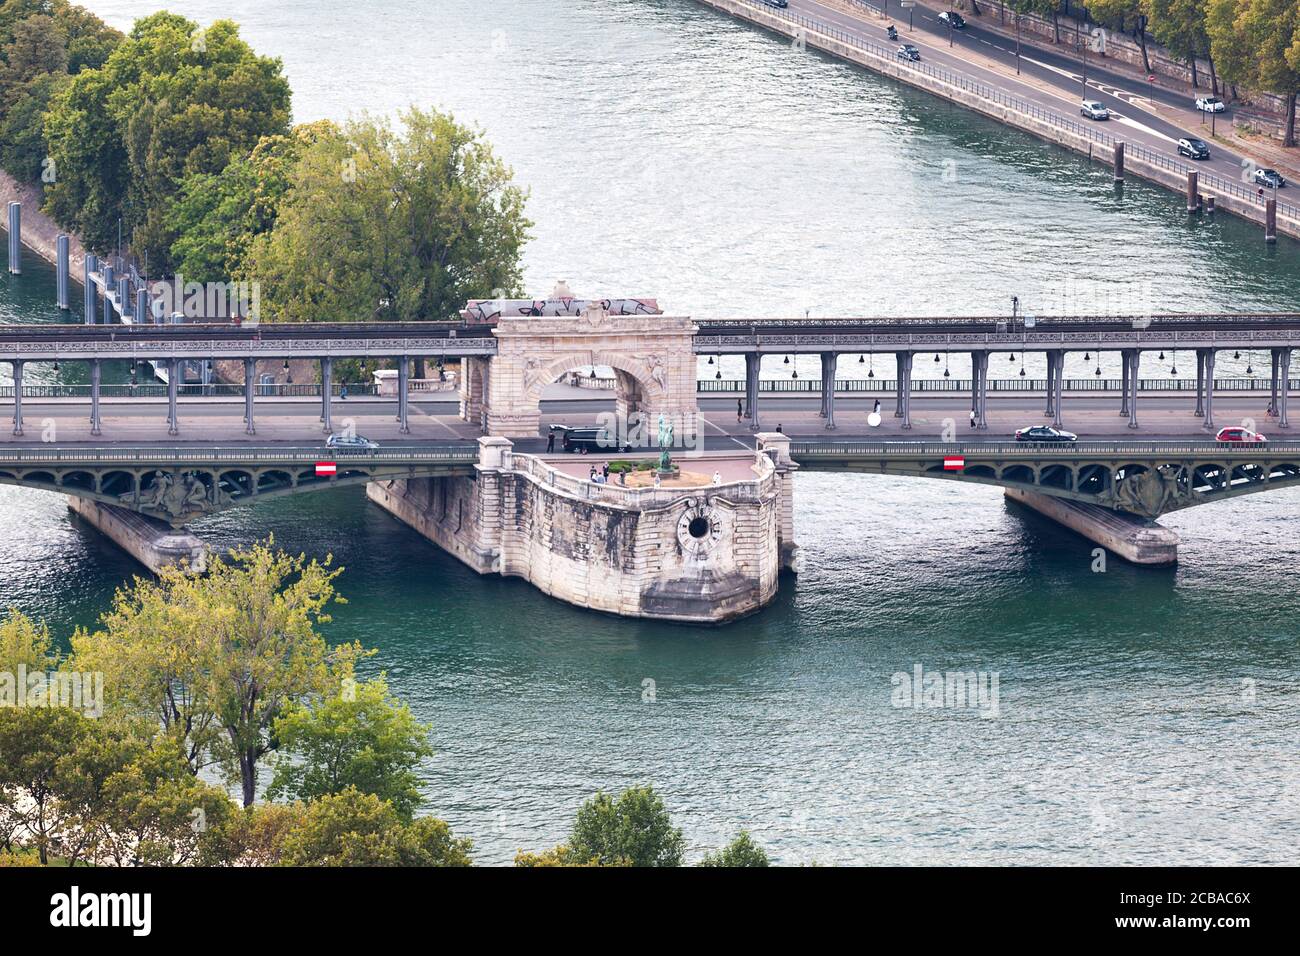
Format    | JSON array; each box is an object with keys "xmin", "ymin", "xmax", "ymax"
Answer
[
  {"xmin": 1178, "ymin": 137, "xmax": 1211, "ymax": 160},
  {"xmin": 1014, "ymin": 425, "xmax": 1078, "ymax": 443},
  {"xmin": 938, "ymin": 11, "xmax": 966, "ymax": 29},
  {"xmin": 1195, "ymin": 96, "xmax": 1225, "ymax": 113},
  {"xmin": 1215, "ymin": 426, "xmax": 1267, "ymax": 444},
  {"xmin": 1080, "ymin": 100, "xmax": 1110, "ymax": 120},
  {"xmin": 1254, "ymin": 168, "xmax": 1287, "ymax": 189},
  {"xmin": 326, "ymin": 433, "xmax": 379, "ymax": 453},
  {"xmin": 897, "ymin": 44, "xmax": 921, "ymax": 62},
  {"xmin": 549, "ymin": 424, "xmax": 630, "ymax": 454},
  {"xmin": 760, "ymin": 0, "xmax": 788, "ymax": 7}
]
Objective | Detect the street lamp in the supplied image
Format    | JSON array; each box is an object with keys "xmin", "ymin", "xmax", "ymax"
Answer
[{"xmin": 1015, "ymin": 16, "xmax": 1022, "ymax": 75}]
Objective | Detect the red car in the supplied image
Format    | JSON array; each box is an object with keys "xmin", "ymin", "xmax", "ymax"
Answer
[{"xmin": 1215, "ymin": 426, "xmax": 1267, "ymax": 444}]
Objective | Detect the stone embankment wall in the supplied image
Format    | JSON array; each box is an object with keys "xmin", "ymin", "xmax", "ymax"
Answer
[
  {"xmin": 695, "ymin": 0, "xmax": 1300, "ymax": 241},
  {"xmin": 367, "ymin": 439, "xmax": 786, "ymax": 623},
  {"xmin": 0, "ymin": 169, "xmax": 88, "ymax": 282}
]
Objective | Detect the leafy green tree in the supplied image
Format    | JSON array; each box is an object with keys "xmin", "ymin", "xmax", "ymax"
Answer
[
  {"xmin": 0, "ymin": 607, "xmax": 58, "ymax": 671},
  {"xmin": 514, "ymin": 844, "xmax": 616, "ymax": 867},
  {"xmin": 699, "ymin": 830, "xmax": 771, "ymax": 867},
  {"xmin": 0, "ymin": 13, "xmax": 66, "ymax": 111},
  {"xmin": 567, "ymin": 785, "xmax": 686, "ymax": 867},
  {"xmin": 267, "ymin": 675, "xmax": 433, "ymax": 820},
  {"xmin": 0, "ymin": 706, "xmax": 93, "ymax": 864},
  {"xmin": 276, "ymin": 788, "xmax": 472, "ymax": 867},
  {"xmin": 73, "ymin": 539, "xmax": 364, "ymax": 807},
  {"xmin": 1145, "ymin": 0, "xmax": 1218, "ymax": 92},
  {"xmin": 1208, "ymin": 0, "xmax": 1300, "ymax": 145},
  {"xmin": 0, "ymin": 72, "xmax": 66, "ymax": 184},
  {"xmin": 43, "ymin": 11, "xmax": 290, "ymax": 260},
  {"xmin": 1088, "ymin": 0, "xmax": 1155, "ymax": 72},
  {"xmin": 246, "ymin": 107, "xmax": 530, "ymax": 371}
]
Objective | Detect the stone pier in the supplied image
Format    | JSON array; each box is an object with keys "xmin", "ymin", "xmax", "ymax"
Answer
[
  {"xmin": 67, "ymin": 497, "xmax": 209, "ymax": 573},
  {"xmin": 367, "ymin": 436, "xmax": 784, "ymax": 623},
  {"xmin": 1004, "ymin": 488, "xmax": 1178, "ymax": 565}
]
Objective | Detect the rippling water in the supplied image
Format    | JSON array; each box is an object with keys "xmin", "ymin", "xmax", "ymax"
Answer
[{"xmin": 0, "ymin": 0, "xmax": 1297, "ymax": 864}]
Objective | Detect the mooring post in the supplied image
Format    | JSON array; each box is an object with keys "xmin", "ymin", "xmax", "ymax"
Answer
[
  {"xmin": 83, "ymin": 254, "xmax": 97, "ymax": 324},
  {"xmin": 102, "ymin": 263, "xmax": 115, "ymax": 322},
  {"xmin": 116, "ymin": 275, "xmax": 130, "ymax": 320},
  {"xmin": 56, "ymin": 235, "xmax": 70, "ymax": 309},
  {"xmin": 1186, "ymin": 171, "xmax": 1200, "ymax": 213},
  {"xmin": 6, "ymin": 202, "xmax": 19, "ymax": 274},
  {"xmin": 1265, "ymin": 199, "xmax": 1277, "ymax": 244},
  {"xmin": 1113, "ymin": 141, "xmax": 1124, "ymax": 182},
  {"xmin": 135, "ymin": 282, "xmax": 149, "ymax": 324}
]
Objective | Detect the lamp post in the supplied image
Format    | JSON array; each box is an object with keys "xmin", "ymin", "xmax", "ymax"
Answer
[{"xmin": 1015, "ymin": 16, "xmax": 1022, "ymax": 75}]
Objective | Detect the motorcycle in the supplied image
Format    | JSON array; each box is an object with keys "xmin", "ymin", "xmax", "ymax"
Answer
[{"xmin": 886, "ymin": 25, "xmax": 899, "ymax": 40}]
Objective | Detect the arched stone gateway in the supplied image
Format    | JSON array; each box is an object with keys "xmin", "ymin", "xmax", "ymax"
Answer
[{"xmin": 460, "ymin": 303, "xmax": 699, "ymax": 439}]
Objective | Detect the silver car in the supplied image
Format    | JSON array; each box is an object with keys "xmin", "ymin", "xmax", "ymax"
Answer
[{"xmin": 326, "ymin": 433, "xmax": 379, "ymax": 453}]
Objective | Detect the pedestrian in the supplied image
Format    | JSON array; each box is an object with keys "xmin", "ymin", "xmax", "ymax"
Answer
[
  {"xmin": 589, "ymin": 465, "xmax": 597, "ymax": 482},
  {"xmin": 1259, "ymin": 187, "xmax": 1265, "ymax": 202},
  {"xmin": 737, "ymin": 398, "xmax": 743, "ymax": 423},
  {"xmin": 653, "ymin": 472, "xmax": 661, "ymax": 488},
  {"xmin": 712, "ymin": 470, "xmax": 722, "ymax": 486},
  {"xmin": 775, "ymin": 423, "xmax": 783, "ymax": 433},
  {"xmin": 873, "ymin": 398, "xmax": 880, "ymax": 414},
  {"xmin": 340, "ymin": 384, "xmax": 348, "ymax": 401},
  {"xmin": 547, "ymin": 430, "xmax": 555, "ymax": 453},
  {"xmin": 969, "ymin": 409, "xmax": 976, "ymax": 428},
  {"xmin": 602, "ymin": 462, "xmax": 610, "ymax": 481}
]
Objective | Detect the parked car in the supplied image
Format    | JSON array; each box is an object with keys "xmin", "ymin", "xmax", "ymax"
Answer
[
  {"xmin": 1254, "ymin": 168, "xmax": 1286, "ymax": 189},
  {"xmin": 938, "ymin": 11, "xmax": 966, "ymax": 28},
  {"xmin": 1080, "ymin": 100, "xmax": 1110, "ymax": 121},
  {"xmin": 549, "ymin": 424, "xmax": 627, "ymax": 454},
  {"xmin": 760, "ymin": 0, "xmax": 788, "ymax": 7},
  {"xmin": 897, "ymin": 44, "xmax": 921, "ymax": 62},
  {"xmin": 1014, "ymin": 425, "xmax": 1078, "ymax": 443},
  {"xmin": 326, "ymin": 433, "xmax": 379, "ymax": 452},
  {"xmin": 1215, "ymin": 426, "xmax": 1267, "ymax": 444},
  {"xmin": 1178, "ymin": 137, "xmax": 1210, "ymax": 160},
  {"xmin": 1195, "ymin": 96, "xmax": 1225, "ymax": 113}
]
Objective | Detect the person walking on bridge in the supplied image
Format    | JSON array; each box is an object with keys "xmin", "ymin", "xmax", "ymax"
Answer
[
  {"xmin": 547, "ymin": 430, "xmax": 556, "ymax": 453},
  {"xmin": 737, "ymin": 398, "xmax": 743, "ymax": 424}
]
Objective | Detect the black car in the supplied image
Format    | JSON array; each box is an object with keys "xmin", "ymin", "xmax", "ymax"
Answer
[
  {"xmin": 1177, "ymin": 138, "xmax": 1210, "ymax": 160},
  {"xmin": 549, "ymin": 424, "xmax": 626, "ymax": 454},
  {"xmin": 938, "ymin": 11, "xmax": 966, "ymax": 28},
  {"xmin": 1015, "ymin": 425, "xmax": 1078, "ymax": 443},
  {"xmin": 761, "ymin": 0, "xmax": 788, "ymax": 7},
  {"xmin": 897, "ymin": 44, "xmax": 921, "ymax": 62}
]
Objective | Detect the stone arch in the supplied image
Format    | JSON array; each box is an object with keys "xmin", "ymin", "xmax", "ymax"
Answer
[{"xmin": 522, "ymin": 349, "xmax": 668, "ymax": 414}]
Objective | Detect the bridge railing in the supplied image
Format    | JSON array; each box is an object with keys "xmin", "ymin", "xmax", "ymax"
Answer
[
  {"xmin": 788, "ymin": 440, "xmax": 1300, "ymax": 457},
  {"xmin": 0, "ymin": 445, "xmax": 481, "ymax": 465},
  {"xmin": 514, "ymin": 453, "xmax": 775, "ymax": 506},
  {"xmin": 0, "ymin": 383, "xmax": 382, "ymax": 399},
  {"xmin": 696, "ymin": 376, "xmax": 1297, "ymax": 393}
]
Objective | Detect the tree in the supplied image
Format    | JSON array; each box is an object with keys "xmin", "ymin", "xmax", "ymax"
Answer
[
  {"xmin": 0, "ymin": 13, "xmax": 67, "ymax": 112},
  {"xmin": 0, "ymin": 72, "xmax": 67, "ymax": 184},
  {"xmin": 267, "ymin": 675, "xmax": 433, "ymax": 820},
  {"xmin": 169, "ymin": 121, "xmax": 335, "ymax": 283},
  {"xmin": 72, "ymin": 539, "xmax": 364, "ymax": 807},
  {"xmin": 1208, "ymin": 0, "xmax": 1300, "ymax": 145},
  {"xmin": 246, "ymin": 108, "xmax": 531, "ymax": 368},
  {"xmin": 567, "ymin": 785, "xmax": 685, "ymax": 867},
  {"xmin": 43, "ymin": 11, "xmax": 290, "ymax": 260},
  {"xmin": 514, "ymin": 844, "xmax": 616, "ymax": 867},
  {"xmin": 699, "ymin": 831, "xmax": 771, "ymax": 867},
  {"xmin": 1088, "ymin": 0, "xmax": 1154, "ymax": 72},
  {"xmin": 276, "ymin": 789, "xmax": 472, "ymax": 867},
  {"xmin": 1146, "ymin": 0, "xmax": 1218, "ymax": 92},
  {"xmin": 0, "ymin": 706, "xmax": 93, "ymax": 864}
]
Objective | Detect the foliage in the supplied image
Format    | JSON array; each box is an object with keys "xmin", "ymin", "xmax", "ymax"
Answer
[
  {"xmin": 244, "ymin": 107, "xmax": 531, "ymax": 323},
  {"xmin": 699, "ymin": 830, "xmax": 771, "ymax": 867},
  {"xmin": 275, "ymin": 788, "xmax": 472, "ymax": 866},
  {"xmin": 567, "ymin": 785, "xmax": 685, "ymax": 867},
  {"xmin": 514, "ymin": 844, "xmax": 617, "ymax": 867},
  {"xmin": 71, "ymin": 538, "xmax": 363, "ymax": 807},
  {"xmin": 0, "ymin": 71, "xmax": 65, "ymax": 183},
  {"xmin": 267, "ymin": 675, "xmax": 433, "ymax": 820},
  {"xmin": 1207, "ymin": 0, "xmax": 1300, "ymax": 145},
  {"xmin": 42, "ymin": 11, "xmax": 290, "ymax": 260}
]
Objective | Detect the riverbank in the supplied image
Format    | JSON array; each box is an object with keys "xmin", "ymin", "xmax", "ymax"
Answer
[
  {"xmin": 0, "ymin": 170, "xmax": 87, "ymax": 284},
  {"xmin": 694, "ymin": 0, "xmax": 1300, "ymax": 241}
]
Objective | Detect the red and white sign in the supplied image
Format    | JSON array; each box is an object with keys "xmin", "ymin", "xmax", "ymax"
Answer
[
  {"xmin": 316, "ymin": 461, "xmax": 338, "ymax": 476},
  {"xmin": 943, "ymin": 456, "xmax": 965, "ymax": 471}
]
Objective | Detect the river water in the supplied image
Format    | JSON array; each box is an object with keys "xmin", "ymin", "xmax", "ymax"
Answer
[{"xmin": 1, "ymin": 0, "xmax": 1297, "ymax": 864}]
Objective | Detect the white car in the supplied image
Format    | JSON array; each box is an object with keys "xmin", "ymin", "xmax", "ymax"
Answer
[
  {"xmin": 1080, "ymin": 100, "xmax": 1110, "ymax": 120},
  {"xmin": 1195, "ymin": 96, "xmax": 1225, "ymax": 113}
]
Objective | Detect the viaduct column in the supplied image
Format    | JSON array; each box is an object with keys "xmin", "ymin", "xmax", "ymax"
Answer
[
  {"xmin": 1194, "ymin": 350, "xmax": 1205, "ymax": 417},
  {"xmin": 89, "ymin": 359, "xmax": 102, "ymax": 436},
  {"xmin": 1120, "ymin": 348, "xmax": 1130, "ymax": 417},
  {"xmin": 167, "ymin": 359, "xmax": 179, "ymax": 436},
  {"xmin": 976, "ymin": 351, "xmax": 989, "ymax": 429},
  {"xmin": 1124, "ymin": 349, "xmax": 1141, "ymax": 429},
  {"xmin": 397, "ymin": 356, "xmax": 410, "ymax": 434},
  {"xmin": 1269, "ymin": 349, "xmax": 1281, "ymax": 418},
  {"xmin": 11, "ymin": 360, "xmax": 23, "ymax": 436},
  {"xmin": 745, "ymin": 352, "xmax": 762, "ymax": 431},
  {"xmin": 894, "ymin": 351, "xmax": 906, "ymax": 418},
  {"xmin": 321, "ymin": 357, "xmax": 333, "ymax": 433},
  {"xmin": 1044, "ymin": 350, "xmax": 1057, "ymax": 418},
  {"xmin": 1279, "ymin": 348, "xmax": 1292, "ymax": 428},
  {"xmin": 1048, "ymin": 350, "xmax": 1065, "ymax": 428},
  {"xmin": 243, "ymin": 358, "xmax": 256, "ymax": 435},
  {"xmin": 821, "ymin": 352, "xmax": 837, "ymax": 429},
  {"xmin": 1201, "ymin": 349, "xmax": 1216, "ymax": 430},
  {"xmin": 900, "ymin": 352, "xmax": 913, "ymax": 430}
]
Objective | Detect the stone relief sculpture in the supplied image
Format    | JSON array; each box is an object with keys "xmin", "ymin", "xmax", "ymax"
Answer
[{"xmin": 1113, "ymin": 466, "xmax": 1188, "ymax": 519}]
